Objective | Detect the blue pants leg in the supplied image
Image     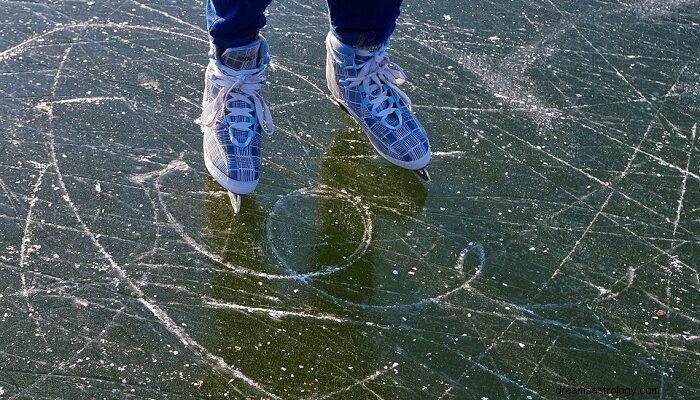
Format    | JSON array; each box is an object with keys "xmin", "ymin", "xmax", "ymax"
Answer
[
  {"xmin": 206, "ymin": 0, "xmax": 403, "ymax": 50},
  {"xmin": 326, "ymin": 0, "xmax": 403, "ymax": 47},
  {"xmin": 206, "ymin": 0, "xmax": 272, "ymax": 50}
]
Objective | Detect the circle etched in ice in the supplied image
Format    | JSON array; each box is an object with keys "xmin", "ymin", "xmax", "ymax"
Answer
[{"xmin": 266, "ymin": 186, "xmax": 372, "ymax": 279}]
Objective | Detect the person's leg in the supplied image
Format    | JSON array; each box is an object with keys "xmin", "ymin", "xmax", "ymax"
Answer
[
  {"xmin": 326, "ymin": 0, "xmax": 403, "ymax": 47},
  {"xmin": 206, "ymin": 0, "xmax": 272, "ymax": 51}
]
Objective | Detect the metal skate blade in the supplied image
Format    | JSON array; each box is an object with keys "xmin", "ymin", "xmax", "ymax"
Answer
[
  {"xmin": 414, "ymin": 167, "xmax": 431, "ymax": 182},
  {"xmin": 332, "ymin": 99, "xmax": 351, "ymax": 115},
  {"xmin": 228, "ymin": 192, "xmax": 242, "ymax": 214}
]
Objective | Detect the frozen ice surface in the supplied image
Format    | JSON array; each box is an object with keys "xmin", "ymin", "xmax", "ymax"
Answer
[{"xmin": 1, "ymin": 0, "xmax": 699, "ymax": 399}]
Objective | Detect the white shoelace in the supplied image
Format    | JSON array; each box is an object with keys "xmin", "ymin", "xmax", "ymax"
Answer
[
  {"xmin": 200, "ymin": 61, "xmax": 274, "ymax": 148},
  {"xmin": 340, "ymin": 45, "xmax": 411, "ymax": 129}
]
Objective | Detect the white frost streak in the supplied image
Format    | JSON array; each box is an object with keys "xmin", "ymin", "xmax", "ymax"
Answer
[{"xmin": 204, "ymin": 299, "xmax": 348, "ymax": 323}]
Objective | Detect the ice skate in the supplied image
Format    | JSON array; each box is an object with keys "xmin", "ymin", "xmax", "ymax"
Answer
[
  {"xmin": 325, "ymin": 32, "xmax": 431, "ymax": 181},
  {"xmin": 200, "ymin": 37, "xmax": 273, "ymax": 213}
]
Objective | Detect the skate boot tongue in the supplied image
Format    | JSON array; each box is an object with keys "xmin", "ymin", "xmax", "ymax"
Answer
[
  {"xmin": 201, "ymin": 37, "xmax": 274, "ymax": 148},
  {"xmin": 353, "ymin": 43, "xmax": 383, "ymax": 63},
  {"xmin": 220, "ymin": 40, "xmax": 264, "ymax": 70},
  {"xmin": 353, "ymin": 43, "xmax": 401, "ymax": 127}
]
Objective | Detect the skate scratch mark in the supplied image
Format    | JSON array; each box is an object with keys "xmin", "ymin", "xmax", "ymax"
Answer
[
  {"xmin": 0, "ymin": 177, "xmax": 23, "ymax": 214},
  {"xmin": 580, "ymin": 122, "xmax": 700, "ymax": 183},
  {"xmin": 634, "ymin": 332, "xmax": 700, "ymax": 341},
  {"xmin": 660, "ymin": 256, "xmax": 684, "ymax": 397},
  {"xmin": 19, "ymin": 162, "xmax": 49, "ymax": 290},
  {"xmin": 523, "ymin": 336, "xmax": 561, "ymax": 386},
  {"xmin": 203, "ymin": 298, "xmax": 349, "ymax": 323},
  {"xmin": 41, "ymin": 43, "xmax": 280, "ymax": 400},
  {"xmin": 429, "ymin": 150, "xmax": 467, "ymax": 157},
  {"xmin": 0, "ymin": 22, "xmax": 207, "ymax": 61},
  {"xmin": 430, "ymin": 243, "xmax": 486, "ymax": 303},
  {"xmin": 129, "ymin": 0, "xmax": 205, "ymax": 34},
  {"xmin": 18, "ymin": 162, "xmax": 50, "ymax": 347},
  {"xmin": 198, "ymin": 299, "xmax": 397, "ymax": 331},
  {"xmin": 35, "ymin": 96, "xmax": 130, "ymax": 110},
  {"xmin": 313, "ymin": 363, "xmax": 400, "ymax": 400},
  {"xmin": 673, "ymin": 123, "xmax": 696, "ymax": 238}
]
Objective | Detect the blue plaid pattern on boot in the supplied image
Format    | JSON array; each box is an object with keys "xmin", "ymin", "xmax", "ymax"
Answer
[
  {"xmin": 201, "ymin": 37, "xmax": 273, "ymax": 195},
  {"xmin": 325, "ymin": 32, "xmax": 431, "ymax": 171}
]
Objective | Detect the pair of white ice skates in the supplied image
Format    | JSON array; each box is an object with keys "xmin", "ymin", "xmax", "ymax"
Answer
[{"xmin": 200, "ymin": 33, "xmax": 431, "ymax": 213}]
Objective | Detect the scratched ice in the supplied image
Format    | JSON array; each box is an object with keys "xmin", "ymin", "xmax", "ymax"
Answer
[{"xmin": 0, "ymin": 0, "xmax": 698, "ymax": 399}]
